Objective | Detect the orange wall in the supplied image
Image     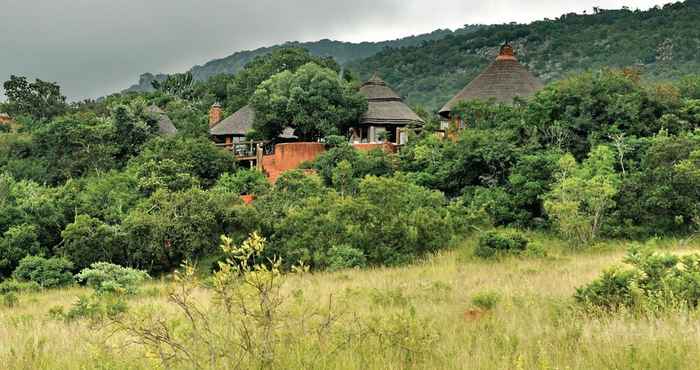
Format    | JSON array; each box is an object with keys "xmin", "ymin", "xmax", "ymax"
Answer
[
  {"xmin": 262, "ymin": 142, "xmax": 326, "ymax": 183},
  {"xmin": 261, "ymin": 142, "xmax": 398, "ymax": 183}
]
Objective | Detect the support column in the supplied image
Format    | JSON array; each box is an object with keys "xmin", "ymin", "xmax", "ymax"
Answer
[{"xmin": 256, "ymin": 143, "xmax": 263, "ymax": 171}]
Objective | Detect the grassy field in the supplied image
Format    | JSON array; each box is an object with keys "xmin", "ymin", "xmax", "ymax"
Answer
[{"xmin": 2, "ymin": 234, "xmax": 700, "ymax": 369}]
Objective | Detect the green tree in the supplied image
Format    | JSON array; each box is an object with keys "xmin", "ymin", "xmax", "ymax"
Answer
[
  {"xmin": 612, "ymin": 131, "xmax": 700, "ymax": 236},
  {"xmin": 2, "ymin": 75, "xmax": 67, "ymax": 121},
  {"xmin": 129, "ymin": 136, "xmax": 237, "ymax": 188},
  {"xmin": 13, "ymin": 255, "xmax": 74, "ymax": 288},
  {"xmin": 250, "ymin": 63, "xmax": 367, "ymax": 141},
  {"xmin": 56, "ymin": 171, "xmax": 141, "ymax": 225},
  {"xmin": 112, "ymin": 104, "xmax": 156, "ymax": 161},
  {"xmin": 132, "ymin": 159, "xmax": 200, "ymax": 196},
  {"xmin": 121, "ymin": 189, "xmax": 238, "ymax": 273},
  {"xmin": 544, "ymin": 146, "xmax": 621, "ymax": 244},
  {"xmin": 59, "ymin": 215, "xmax": 126, "ymax": 270},
  {"xmin": 213, "ymin": 169, "xmax": 270, "ymax": 196},
  {"xmin": 0, "ymin": 224, "xmax": 45, "ymax": 278},
  {"xmin": 225, "ymin": 48, "xmax": 344, "ymax": 113},
  {"xmin": 33, "ymin": 113, "xmax": 118, "ymax": 183},
  {"xmin": 152, "ymin": 72, "xmax": 195, "ymax": 100}
]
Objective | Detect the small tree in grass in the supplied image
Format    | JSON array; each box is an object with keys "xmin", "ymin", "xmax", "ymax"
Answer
[{"xmin": 544, "ymin": 145, "xmax": 621, "ymax": 244}]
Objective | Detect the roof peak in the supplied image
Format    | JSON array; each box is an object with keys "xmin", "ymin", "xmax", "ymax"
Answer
[
  {"xmin": 364, "ymin": 72, "xmax": 387, "ymax": 86},
  {"xmin": 496, "ymin": 43, "xmax": 517, "ymax": 61}
]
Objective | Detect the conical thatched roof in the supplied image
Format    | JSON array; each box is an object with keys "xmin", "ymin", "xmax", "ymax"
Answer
[
  {"xmin": 359, "ymin": 74, "xmax": 424, "ymax": 126},
  {"xmin": 146, "ymin": 105, "xmax": 177, "ymax": 135},
  {"xmin": 439, "ymin": 44, "xmax": 543, "ymax": 118},
  {"xmin": 210, "ymin": 105, "xmax": 255, "ymax": 136},
  {"xmin": 210, "ymin": 105, "xmax": 297, "ymax": 139}
]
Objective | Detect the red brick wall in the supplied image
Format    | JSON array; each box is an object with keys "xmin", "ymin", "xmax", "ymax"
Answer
[
  {"xmin": 262, "ymin": 142, "xmax": 326, "ymax": 182},
  {"xmin": 260, "ymin": 142, "xmax": 398, "ymax": 183}
]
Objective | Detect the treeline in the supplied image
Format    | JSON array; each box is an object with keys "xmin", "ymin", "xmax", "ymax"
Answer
[
  {"xmin": 350, "ymin": 0, "xmax": 700, "ymax": 110},
  {"xmin": 1, "ymin": 53, "xmax": 699, "ymax": 281}
]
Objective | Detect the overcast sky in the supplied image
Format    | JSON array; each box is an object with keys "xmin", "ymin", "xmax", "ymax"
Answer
[{"xmin": 0, "ymin": 0, "xmax": 669, "ymax": 101}]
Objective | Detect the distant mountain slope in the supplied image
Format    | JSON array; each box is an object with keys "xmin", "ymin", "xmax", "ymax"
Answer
[
  {"xmin": 349, "ymin": 0, "xmax": 700, "ymax": 110},
  {"xmin": 122, "ymin": 28, "xmax": 481, "ymax": 93}
]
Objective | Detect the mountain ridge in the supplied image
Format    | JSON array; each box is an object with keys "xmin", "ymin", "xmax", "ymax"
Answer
[{"xmin": 122, "ymin": 27, "xmax": 481, "ymax": 94}]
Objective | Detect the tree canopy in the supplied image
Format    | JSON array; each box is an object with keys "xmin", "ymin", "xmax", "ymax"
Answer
[
  {"xmin": 250, "ymin": 62, "xmax": 367, "ymax": 141},
  {"xmin": 2, "ymin": 75, "xmax": 67, "ymax": 121}
]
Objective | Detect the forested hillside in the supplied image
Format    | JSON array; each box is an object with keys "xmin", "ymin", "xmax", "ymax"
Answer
[
  {"xmin": 122, "ymin": 28, "xmax": 479, "ymax": 93},
  {"xmin": 350, "ymin": 0, "xmax": 700, "ymax": 110}
]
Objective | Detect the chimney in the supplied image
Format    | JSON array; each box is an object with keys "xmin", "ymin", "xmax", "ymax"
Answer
[
  {"xmin": 209, "ymin": 103, "xmax": 222, "ymax": 128},
  {"xmin": 496, "ymin": 42, "xmax": 517, "ymax": 61}
]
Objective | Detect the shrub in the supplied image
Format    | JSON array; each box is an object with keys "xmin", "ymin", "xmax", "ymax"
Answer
[
  {"xmin": 471, "ymin": 291, "xmax": 501, "ymax": 310},
  {"xmin": 326, "ymin": 245, "xmax": 367, "ymax": 271},
  {"xmin": 59, "ymin": 215, "xmax": 126, "ymax": 270},
  {"xmin": 544, "ymin": 146, "xmax": 621, "ymax": 244},
  {"xmin": 76, "ymin": 262, "xmax": 150, "ymax": 295},
  {"xmin": 214, "ymin": 169, "xmax": 270, "ymax": 196},
  {"xmin": 574, "ymin": 267, "xmax": 640, "ymax": 310},
  {"xmin": 474, "ymin": 230, "xmax": 529, "ymax": 259},
  {"xmin": 267, "ymin": 175, "xmax": 456, "ymax": 269},
  {"xmin": 121, "ymin": 188, "xmax": 236, "ymax": 273},
  {"xmin": 0, "ymin": 279, "xmax": 41, "ymax": 294},
  {"xmin": 0, "ymin": 223, "xmax": 45, "ymax": 278},
  {"xmin": 576, "ymin": 246, "xmax": 700, "ymax": 311},
  {"xmin": 12, "ymin": 256, "xmax": 74, "ymax": 288},
  {"xmin": 58, "ymin": 294, "xmax": 128, "ymax": 322}
]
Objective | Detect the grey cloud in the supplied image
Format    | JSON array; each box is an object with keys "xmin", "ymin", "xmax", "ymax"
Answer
[{"xmin": 0, "ymin": 0, "xmax": 666, "ymax": 101}]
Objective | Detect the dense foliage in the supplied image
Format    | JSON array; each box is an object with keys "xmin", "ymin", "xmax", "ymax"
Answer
[
  {"xmin": 576, "ymin": 246, "xmax": 700, "ymax": 310},
  {"xmin": 250, "ymin": 62, "xmax": 367, "ymax": 140},
  {"xmin": 474, "ymin": 230, "xmax": 529, "ymax": 259}
]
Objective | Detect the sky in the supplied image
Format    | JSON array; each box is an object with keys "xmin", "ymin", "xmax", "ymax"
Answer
[{"xmin": 0, "ymin": 0, "xmax": 670, "ymax": 101}]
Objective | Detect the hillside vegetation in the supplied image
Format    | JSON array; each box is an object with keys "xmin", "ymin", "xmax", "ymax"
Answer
[
  {"xmin": 122, "ymin": 28, "xmax": 480, "ymax": 93},
  {"xmin": 350, "ymin": 0, "xmax": 700, "ymax": 109}
]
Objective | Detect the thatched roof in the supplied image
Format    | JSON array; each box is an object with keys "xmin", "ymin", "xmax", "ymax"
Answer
[
  {"xmin": 145, "ymin": 106, "xmax": 177, "ymax": 135},
  {"xmin": 210, "ymin": 104, "xmax": 297, "ymax": 139},
  {"xmin": 210, "ymin": 105, "xmax": 255, "ymax": 137},
  {"xmin": 439, "ymin": 44, "xmax": 543, "ymax": 118},
  {"xmin": 359, "ymin": 74, "xmax": 424, "ymax": 126}
]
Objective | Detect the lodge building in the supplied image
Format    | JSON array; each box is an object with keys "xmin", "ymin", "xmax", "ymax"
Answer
[
  {"xmin": 439, "ymin": 43, "xmax": 543, "ymax": 131},
  {"xmin": 207, "ymin": 42, "xmax": 543, "ymax": 181},
  {"xmin": 350, "ymin": 73, "xmax": 424, "ymax": 145}
]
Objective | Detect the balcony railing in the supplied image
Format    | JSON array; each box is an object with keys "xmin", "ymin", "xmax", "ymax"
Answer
[{"xmin": 215, "ymin": 141, "xmax": 274, "ymax": 160}]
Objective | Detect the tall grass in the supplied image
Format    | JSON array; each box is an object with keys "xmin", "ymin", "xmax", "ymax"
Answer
[{"xmin": 2, "ymin": 237, "xmax": 700, "ymax": 369}]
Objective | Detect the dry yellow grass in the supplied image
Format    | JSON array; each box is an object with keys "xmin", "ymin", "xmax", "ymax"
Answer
[{"xmin": 2, "ymin": 236, "xmax": 700, "ymax": 369}]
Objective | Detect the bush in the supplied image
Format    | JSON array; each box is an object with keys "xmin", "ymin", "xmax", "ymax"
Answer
[
  {"xmin": 59, "ymin": 215, "xmax": 126, "ymax": 270},
  {"xmin": 574, "ymin": 267, "xmax": 640, "ymax": 310},
  {"xmin": 58, "ymin": 294, "xmax": 128, "ymax": 322},
  {"xmin": 471, "ymin": 291, "xmax": 501, "ymax": 310},
  {"xmin": 327, "ymin": 245, "xmax": 367, "ymax": 271},
  {"xmin": 474, "ymin": 230, "xmax": 529, "ymax": 259},
  {"xmin": 0, "ymin": 279, "xmax": 41, "ymax": 294},
  {"xmin": 76, "ymin": 262, "xmax": 150, "ymax": 295},
  {"xmin": 12, "ymin": 256, "xmax": 74, "ymax": 288},
  {"xmin": 214, "ymin": 169, "xmax": 270, "ymax": 196},
  {"xmin": 266, "ymin": 174, "xmax": 456, "ymax": 269},
  {"xmin": 0, "ymin": 224, "xmax": 45, "ymax": 278},
  {"xmin": 576, "ymin": 246, "xmax": 700, "ymax": 311},
  {"xmin": 121, "ymin": 188, "xmax": 237, "ymax": 273}
]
